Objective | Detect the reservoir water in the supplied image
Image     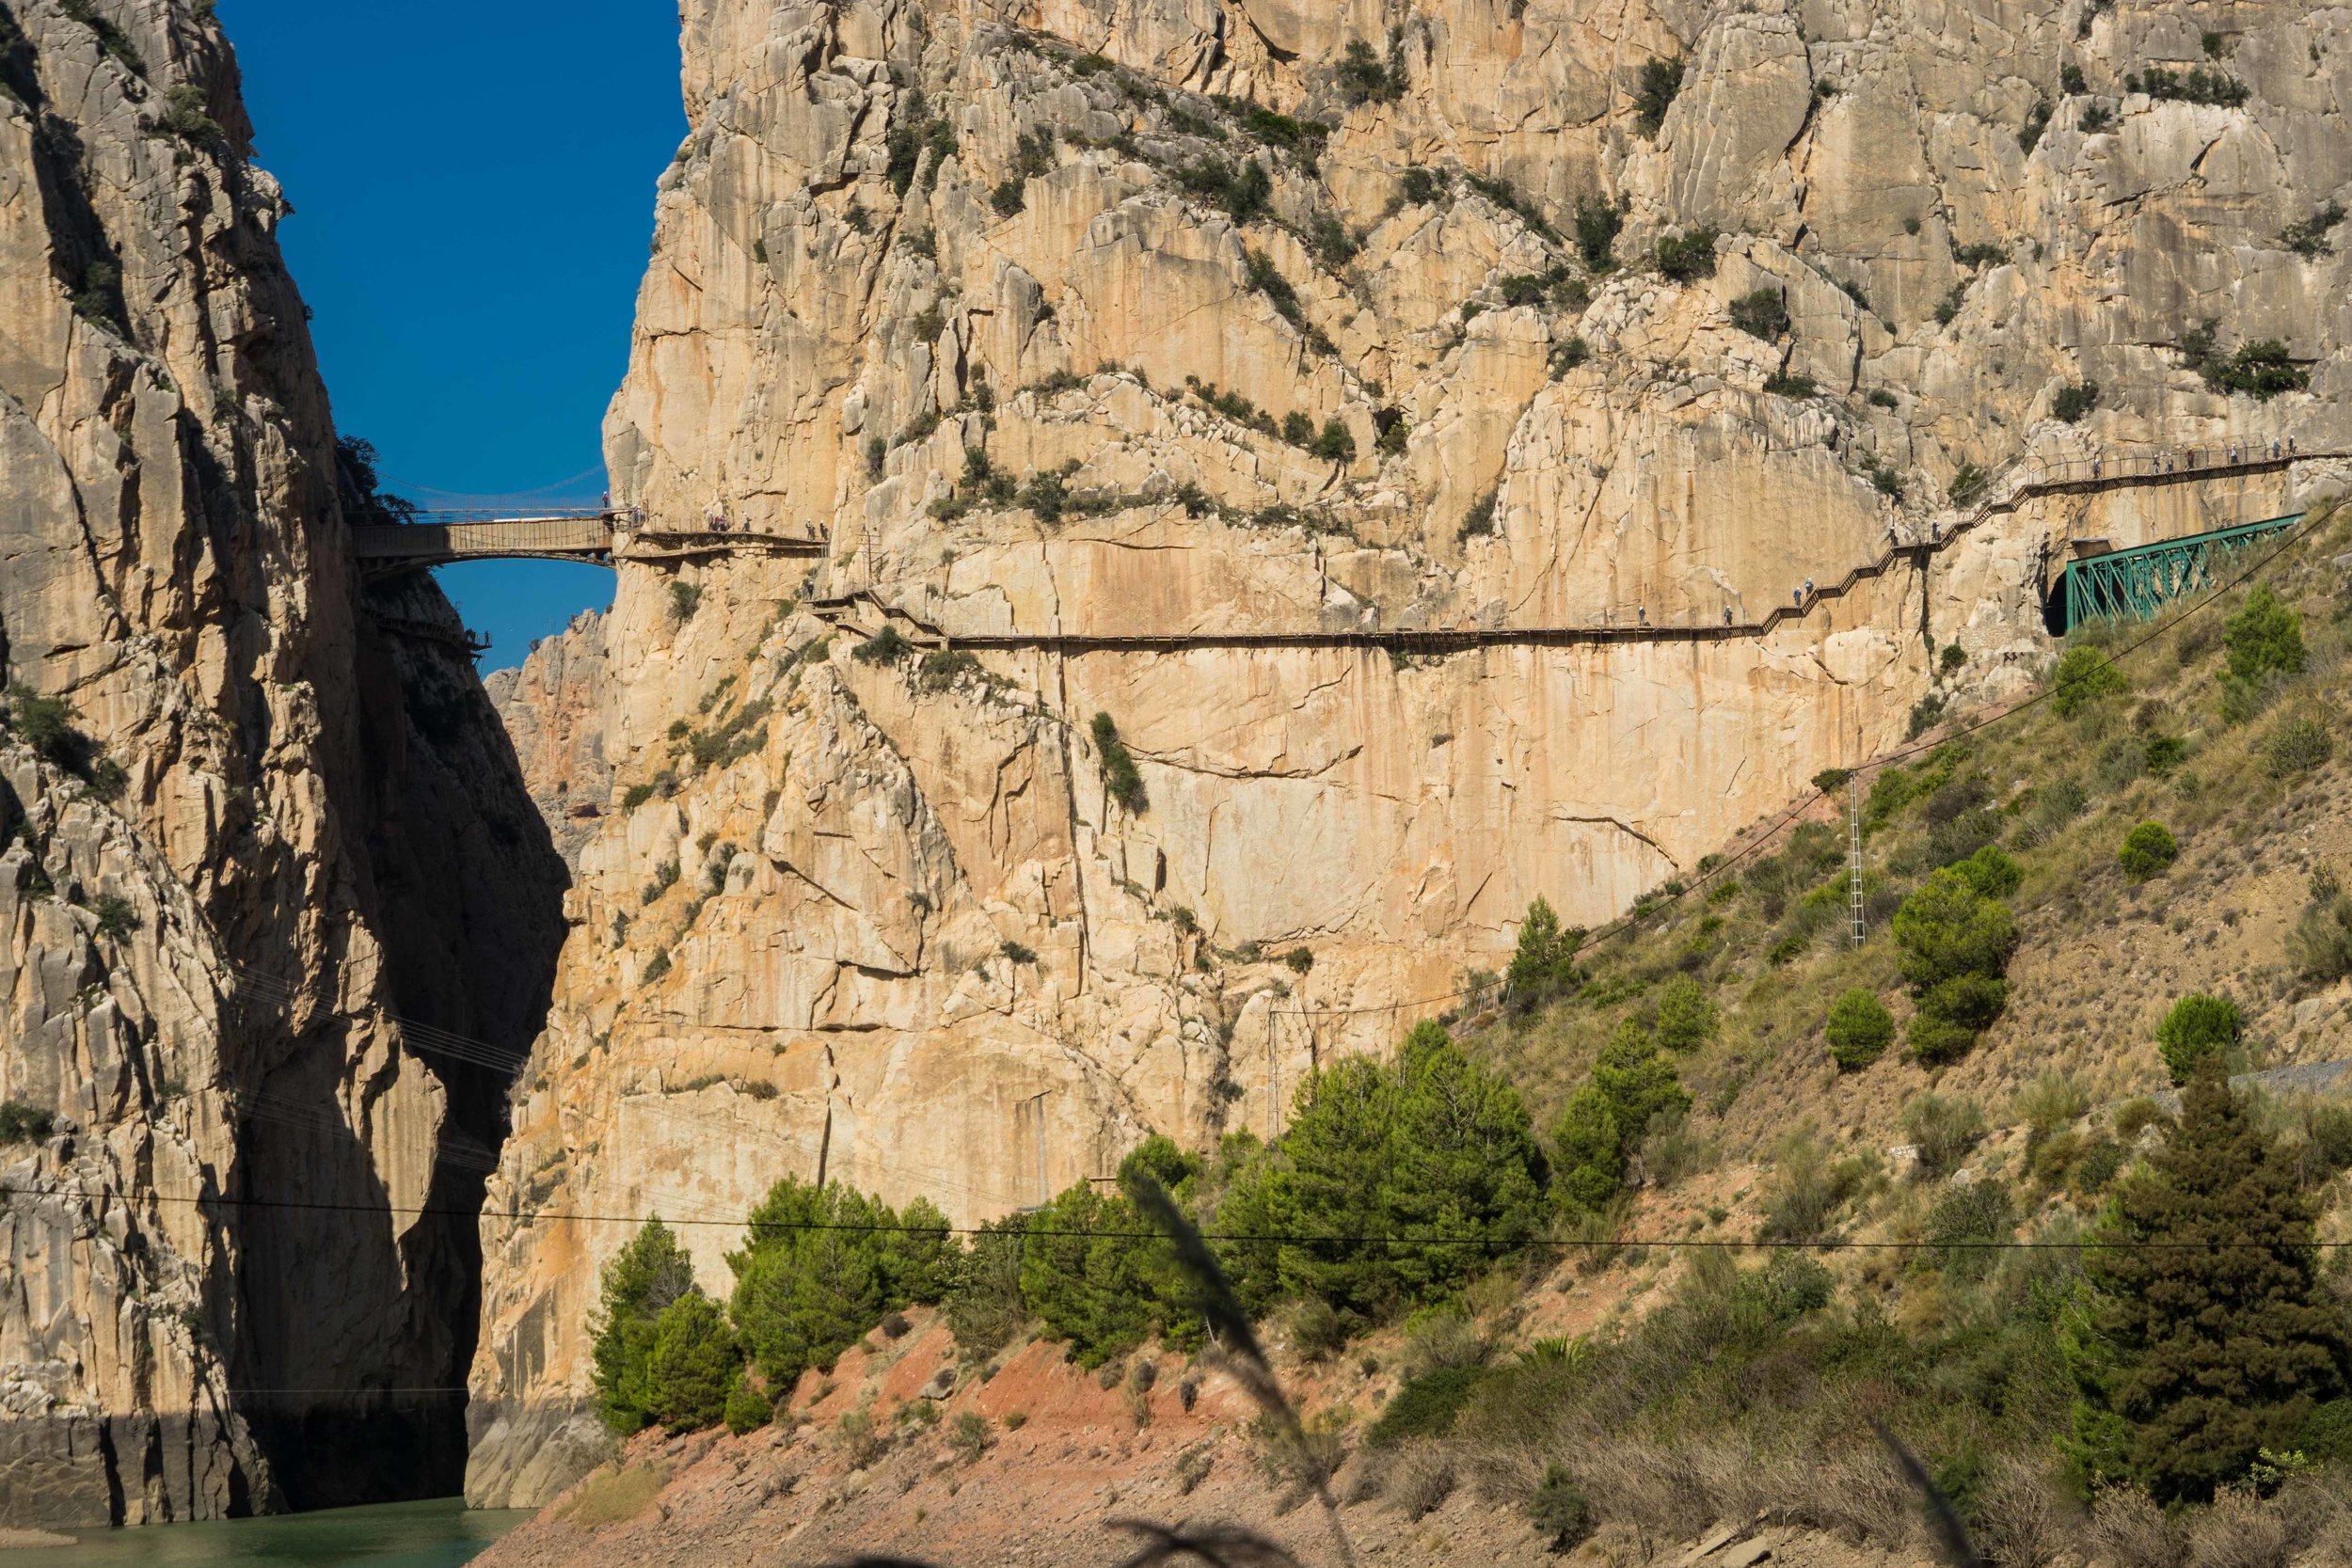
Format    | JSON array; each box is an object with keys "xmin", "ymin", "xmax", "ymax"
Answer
[{"xmin": 4, "ymin": 1498, "xmax": 531, "ymax": 1568}]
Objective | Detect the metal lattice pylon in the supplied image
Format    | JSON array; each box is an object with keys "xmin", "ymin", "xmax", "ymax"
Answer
[{"xmin": 1850, "ymin": 773, "xmax": 1866, "ymax": 947}]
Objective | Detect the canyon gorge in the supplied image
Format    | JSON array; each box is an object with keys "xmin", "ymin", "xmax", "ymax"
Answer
[{"xmin": 2, "ymin": 0, "xmax": 2349, "ymax": 1530}]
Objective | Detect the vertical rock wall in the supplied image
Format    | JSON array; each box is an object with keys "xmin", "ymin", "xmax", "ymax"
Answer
[
  {"xmin": 469, "ymin": 0, "xmax": 2352, "ymax": 1505},
  {"xmin": 0, "ymin": 0, "xmax": 564, "ymax": 1525}
]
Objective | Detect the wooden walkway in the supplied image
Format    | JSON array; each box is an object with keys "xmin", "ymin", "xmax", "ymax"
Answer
[{"xmin": 808, "ymin": 445, "xmax": 2340, "ymax": 654}]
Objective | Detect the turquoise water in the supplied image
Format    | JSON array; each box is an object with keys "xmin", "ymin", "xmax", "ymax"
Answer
[{"xmin": 8, "ymin": 1498, "xmax": 532, "ymax": 1568}]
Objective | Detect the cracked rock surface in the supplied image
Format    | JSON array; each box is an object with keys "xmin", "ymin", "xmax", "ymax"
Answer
[
  {"xmin": 0, "ymin": 0, "xmax": 564, "ymax": 1526},
  {"xmin": 471, "ymin": 0, "xmax": 2352, "ymax": 1505}
]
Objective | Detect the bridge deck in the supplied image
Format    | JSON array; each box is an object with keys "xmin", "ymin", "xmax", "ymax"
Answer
[{"xmin": 350, "ymin": 513, "xmax": 827, "ymax": 568}]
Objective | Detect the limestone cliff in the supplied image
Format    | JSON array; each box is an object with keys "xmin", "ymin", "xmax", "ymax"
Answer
[
  {"xmin": 469, "ymin": 0, "xmax": 2352, "ymax": 1504},
  {"xmin": 0, "ymin": 0, "xmax": 564, "ymax": 1526}
]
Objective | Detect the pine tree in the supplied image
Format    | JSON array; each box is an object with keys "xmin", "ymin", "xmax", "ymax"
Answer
[
  {"xmin": 1379, "ymin": 1022, "xmax": 1547, "ymax": 1302},
  {"xmin": 1259, "ymin": 1056, "xmax": 1397, "ymax": 1319},
  {"xmin": 1550, "ymin": 1020, "xmax": 1690, "ymax": 1216},
  {"xmin": 2068, "ymin": 1060, "xmax": 2352, "ymax": 1501},
  {"xmin": 726, "ymin": 1178, "xmax": 946, "ymax": 1392},
  {"xmin": 645, "ymin": 1291, "xmax": 742, "ymax": 1432},
  {"xmin": 590, "ymin": 1217, "xmax": 698, "ymax": 1434},
  {"xmin": 1506, "ymin": 895, "xmax": 1583, "ymax": 1002}
]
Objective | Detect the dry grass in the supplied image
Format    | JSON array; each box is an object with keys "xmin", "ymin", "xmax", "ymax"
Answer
[
  {"xmin": 2090, "ymin": 1487, "xmax": 2186, "ymax": 1568},
  {"xmin": 1975, "ymin": 1454, "xmax": 2072, "ymax": 1568},
  {"xmin": 561, "ymin": 1461, "xmax": 669, "ymax": 1527},
  {"xmin": 1383, "ymin": 1442, "xmax": 1458, "ymax": 1520}
]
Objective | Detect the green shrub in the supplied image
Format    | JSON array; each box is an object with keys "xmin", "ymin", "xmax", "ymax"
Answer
[
  {"xmin": 1655, "ymin": 228, "xmax": 1718, "ymax": 281},
  {"xmin": 1651, "ymin": 974, "xmax": 1718, "ymax": 1053},
  {"xmin": 90, "ymin": 894, "xmax": 138, "ymax": 940},
  {"xmin": 1756, "ymin": 1132, "xmax": 1871, "ymax": 1243},
  {"xmin": 1366, "ymin": 1364, "xmax": 1486, "ymax": 1446},
  {"xmin": 1925, "ymin": 1178, "xmax": 2013, "ymax": 1280},
  {"xmin": 2155, "ymin": 993, "xmax": 2241, "ymax": 1085},
  {"xmin": 1632, "ymin": 55, "xmax": 1684, "ymax": 136},
  {"xmin": 6, "ymin": 685, "xmax": 76, "ymax": 763},
  {"xmin": 1761, "ymin": 371, "xmax": 1816, "ymax": 397},
  {"xmin": 947, "ymin": 1409, "xmax": 991, "ymax": 1463},
  {"xmin": 2225, "ymin": 585, "xmax": 2306, "ymax": 683},
  {"xmin": 2287, "ymin": 895, "xmax": 2352, "ymax": 984},
  {"xmin": 1336, "ymin": 38, "xmax": 1402, "ymax": 105},
  {"xmin": 2117, "ymin": 821, "xmax": 2179, "ymax": 882},
  {"xmin": 1726, "ymin": 289, "xmax": 1788, "ymax": 340},
  {"xmin": 1172, "ymin": 155, "xmax": 1271, "ymax": 223},
  {"xmin": 0, "ymin": 1101, "xmax": 56, "ymax": 1144},
  {"xmin": 1311, "ymin": 419, "xmax": 1357, "ymax": 463},
  {"xmin": 1900, "ymin": 1092, "xmax": 1986, "ymax": 1179},
  {"xmin": 2051, "ymin": 381, "xmax": 2100, "ymax": 422},
  {"xmin": 1825, "ymin": 988, "xmax": 1896, "ymax": 1070},
  {"xmin": 2124, "ymin": 63, "xmax": 2249, "ymax": 105},
  {"xmin": 2144, "ymin": 735, "xmax": 2186, "ymax": 777},
  {"xmin": 2265, "ymin": 717, "xmax": 2330, "ymax": 777},
  {"xmin": 668, "ymin": 581, "xmax": 702, "ymax": 620},
  {"xmin": 1090, "ymin": 712, "xmax": 1148, "ymax": 815},
  {"xmin": 723, "ymin": 1375, "xmax": 772, "ymax": 1434},
  {"xmin": 1458, "ymin": 490, "xmax": 1499, "ymax": 540},
  {"xmin": 852, "ymin": 626, "xmax": 910, "ymax": 664},
  {"xmin": 2049, "ymin": 645, "xmax": 2126, "ymax": 716},
  {"xmin": 159, "ymin": 83, "xmax": 222, "ymax": 140},
  {"xmin": 2280, "ymin": 201, "xmax": 2345, "ymax": 259},
  {"xmin": 1528, "ymin": 1465, "xmax": 1595, "ymax": 1551},
  {"xmin": 1573, "ymin": 199, "xmax": 1620, "ymax": 272}
]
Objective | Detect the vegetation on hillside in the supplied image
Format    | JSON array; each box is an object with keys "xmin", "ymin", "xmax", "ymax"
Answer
[{"xmin": 590, "ymin": 501, "xmax": 2352, "ymax": 1555}]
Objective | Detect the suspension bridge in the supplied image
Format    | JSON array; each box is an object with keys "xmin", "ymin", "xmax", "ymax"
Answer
[{"xmin": 348, "ymin": 509, "xmax": 828, "ymax": 571}]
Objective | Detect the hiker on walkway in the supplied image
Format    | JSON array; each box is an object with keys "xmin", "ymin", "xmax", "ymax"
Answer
[{"xmin": 707, "ymin": 499, "xmax": 728, "ymax": 531}]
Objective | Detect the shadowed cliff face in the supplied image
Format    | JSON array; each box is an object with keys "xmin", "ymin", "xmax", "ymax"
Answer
[
  {"xmin": 468, "ymin": 0, "xmax": 2352, "ymax": 1507},
  {"xmin": 0, "ymin": 0, "xmax": 564, "ymax": 1525}
]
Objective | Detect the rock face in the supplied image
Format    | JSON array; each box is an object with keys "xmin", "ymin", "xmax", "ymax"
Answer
[
  {"xmin": 0, "ymin": 0, "xmax": 564, "ymax": 1526},
  {"xmin": 486, "ymin": 612, "xmax": 614, "ymax": 870},
  {"xmin": 468, "ymin": 0, "xmax": 2352, "ymax": 1504}
]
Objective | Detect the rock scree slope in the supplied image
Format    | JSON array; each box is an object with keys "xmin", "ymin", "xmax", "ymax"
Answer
[
  {"xmin": 0, "ymin": 0, "xmax": 565, "ymax": 1528},
  {"xmin": 469, "ymin": 0, "xmax": 2352, "ymax": 1508}
]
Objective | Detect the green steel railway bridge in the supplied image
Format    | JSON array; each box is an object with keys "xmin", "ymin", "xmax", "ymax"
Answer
[{"xmin": 2056, "ymin": 513, "xmax": 2303, "ymax": 631}]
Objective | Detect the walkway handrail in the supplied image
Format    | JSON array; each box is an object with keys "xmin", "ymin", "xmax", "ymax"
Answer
[{"xmin": 813, "ymin": 445, "xmax": 2342, "ymax": 651}]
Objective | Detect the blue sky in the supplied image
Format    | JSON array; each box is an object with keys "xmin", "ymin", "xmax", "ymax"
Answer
[{"xmin": 220, "ymin": 0, "xmax": 687, "ymax": 668}]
